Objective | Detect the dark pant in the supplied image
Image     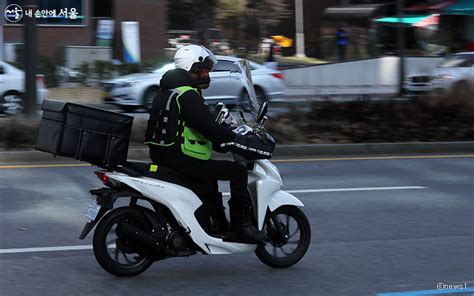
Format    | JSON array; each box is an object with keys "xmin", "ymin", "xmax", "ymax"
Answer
[
  {"xmin": 150, "ymin": 151, "xmax": 251, "ymax": 213},
  {"xmin": 337, "ymin": 45, "xmax": 346, "ymax": 61}
]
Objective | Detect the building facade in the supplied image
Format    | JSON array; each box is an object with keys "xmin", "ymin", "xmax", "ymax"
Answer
[
  {"xmin": 279, "ymin": 0, "xmax": 459, "ymax": 60},
  {"xmin": 3, "ymin": 0, "xmax": 167, "ymax": 63}
]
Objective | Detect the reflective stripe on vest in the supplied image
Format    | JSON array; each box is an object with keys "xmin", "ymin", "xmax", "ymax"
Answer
[
  {"xmin": 144, "ymin": 89, "xmax": 180, "ymax": 147},
  {"xmin": 146, "ymin": 86, "xmax": 212, "ymax": 161}
]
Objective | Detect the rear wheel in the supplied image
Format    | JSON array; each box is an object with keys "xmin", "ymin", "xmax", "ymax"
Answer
[
  {"xmin": 93, "ymin": 207, "xmax": 154, "ymax": 276},
  {"xmin": 255, "ymin": 206, "xmax": 311, "ymax": 268}
]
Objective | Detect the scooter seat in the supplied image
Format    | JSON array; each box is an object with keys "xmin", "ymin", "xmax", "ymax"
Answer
[{"xmin": 118, "ymin": 161, "xmax": 212, "ymax": 197}]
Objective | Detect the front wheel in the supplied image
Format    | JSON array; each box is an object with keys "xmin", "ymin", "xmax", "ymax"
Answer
[
  {"xmin": 93, "ymin": 207, "xmax": 154, "ymax": 276},
  {"xmin": 255, "ymin": 206, "xmax": 311, "ymax": 268}
]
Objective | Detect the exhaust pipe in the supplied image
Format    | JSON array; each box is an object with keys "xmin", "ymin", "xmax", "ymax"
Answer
[{"xmin": 117, "ymin": 222, "xmax": 163, "ymax": 250}]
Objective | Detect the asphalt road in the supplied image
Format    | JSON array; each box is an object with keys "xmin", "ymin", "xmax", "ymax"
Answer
[{"xmin": 0, "ymin": 155, "xmax": 473, "ymax": 296}]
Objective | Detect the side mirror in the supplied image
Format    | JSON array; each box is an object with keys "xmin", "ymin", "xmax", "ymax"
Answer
[
  {"xmin": 214, "ymin": 102, "xmax": 223, "ymax": 115},
  {"xmin": 257, "ymin": 101, "xmax": 268, "ymax": 123},
  {"xmin": 214, "ymin": 102, "xmax": 229, "ymax": 124}
]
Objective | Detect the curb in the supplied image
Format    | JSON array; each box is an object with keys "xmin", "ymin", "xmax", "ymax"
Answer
[{"xmin": 1, "ymin": 142, "xmax": 473, "ymax": 164}]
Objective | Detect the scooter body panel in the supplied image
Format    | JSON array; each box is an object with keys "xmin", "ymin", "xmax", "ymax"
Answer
[
  {"xmin": 106, "ymin": 158, "xmax": 304, "ymax": 255},
  {"xmin": 268, "ymin": 190, "xmax": 304, "ymax": 212},
  {"xmin": 110, "ymin": 173, "xmax": 258, "ymax": 254}
]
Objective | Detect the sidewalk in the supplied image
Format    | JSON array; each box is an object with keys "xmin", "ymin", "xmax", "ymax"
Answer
[{"xmin": 47, "ymin": 86, "xmax": 103, "ymax": 103}]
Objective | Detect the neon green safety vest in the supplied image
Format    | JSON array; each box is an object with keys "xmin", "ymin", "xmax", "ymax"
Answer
[{"xmin": 145, "ymin": 86, "xmax": 212, "ymax": 160}]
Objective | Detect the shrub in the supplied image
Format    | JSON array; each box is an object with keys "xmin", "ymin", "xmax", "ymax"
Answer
[
  {"xmin": 0, "ymin": 117, "xmax": 39, "ymax": 149},
  {"xmin": 93, "ymin": 60, "xmax": 113, "ymax": 81},
  {"xmin": 1, "ymin": 96, "xmax": 473, "ymax": 149},
  {"xmin": 78, "ymin": 62, "xmax": 91, "ymax": 85},
  {"xmin": 118, "ymin": 63, "xmax": 141, "ymax": 75},
  {"xmin": 38, "ymin": 56, "xmax": 58, "ymax": 88},
  {"xmin": 266, "ymin": 96, "xmax": 474, "ymax": 143},
  {"xmin": 0, "ymin": 117, "xmax": 150, "ymax": 150}
]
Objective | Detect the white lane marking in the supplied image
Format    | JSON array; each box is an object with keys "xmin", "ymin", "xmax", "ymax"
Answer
[
  {"xmin": 0, "ymin": 245, "xmax": 93, "ymax": 254},
  {"xmin": 0, "ymin": 244, "xmax": 117, "ymax": 254},
  {"xmin": 222, "ymin": 186, "xmax": 427, "ymax": 196},
  {"xmin": 287, "ymin": 186, "xmax": 427, "ymax": 193}
]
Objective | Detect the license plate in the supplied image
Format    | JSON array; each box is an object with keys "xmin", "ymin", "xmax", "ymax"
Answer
[{"xmin": 85, "ymin": 203, "xmax": 101, "ymax": 221}]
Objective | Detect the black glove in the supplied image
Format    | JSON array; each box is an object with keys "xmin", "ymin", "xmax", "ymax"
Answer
[{"xmin": 233, "ymin": 132, "xmax": 275, "ymax": 160}]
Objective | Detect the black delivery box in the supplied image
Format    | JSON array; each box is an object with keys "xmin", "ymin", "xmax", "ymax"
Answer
[{"xmin": 36, "ymin": 100, "xmax": 134, "ymax": 165}]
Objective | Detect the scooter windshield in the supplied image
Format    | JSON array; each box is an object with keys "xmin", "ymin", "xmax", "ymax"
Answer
[{"xmin": 233, "ymin": 60, "xmax": 260, "ymax": 120}]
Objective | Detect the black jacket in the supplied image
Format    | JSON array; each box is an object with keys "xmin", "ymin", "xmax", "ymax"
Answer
[{"xmin": 146, "ymin": 69, "xmax": 235, "ymax": 158}]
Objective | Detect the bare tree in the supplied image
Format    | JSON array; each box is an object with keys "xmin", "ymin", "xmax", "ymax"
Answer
[{"xmin": 215, "ymin": 0, "xmax": 291, "ymax": 55}]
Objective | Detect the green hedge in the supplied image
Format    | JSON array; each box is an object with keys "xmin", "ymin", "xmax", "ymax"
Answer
[
  {"xmin": 0, "ymin": 117, "xmax": 40, "ymax": 149},
  {"xmin": 266, "ymin": 97, "xmax": 474, "ymax": 143},
  {"xmin": 1, "ymin": 97, "xmax": 473, "ymax": 149}
]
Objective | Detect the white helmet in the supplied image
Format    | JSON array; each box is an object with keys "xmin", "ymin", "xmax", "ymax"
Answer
[{"xmin": 174, "ymin": 45, "xmax": 218, "ymax": 72}]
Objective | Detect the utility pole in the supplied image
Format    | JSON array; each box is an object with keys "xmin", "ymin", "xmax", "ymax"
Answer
[
  {"xmin": 24, "ymin": 0, "xmax": 38, "ymax": 117},
  {"xmin": 295, "ymin": 0, "xmax": 305, "ymax": 57},
  {"xmin": 397, "ymin": 0, "xmax": 405, "ymax": 96}
]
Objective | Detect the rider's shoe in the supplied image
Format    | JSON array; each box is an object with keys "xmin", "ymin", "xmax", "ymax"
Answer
[
  {"xmin": 208, "ymin": 192, "xmax": 229, "ymax": 236},
  {"xmin": 210, "ymin": 206, "xmax": 229, "ymax": 236},
  {"xmin": 223, "ymin": 207, "xmax": 265, "ymax": 244}
]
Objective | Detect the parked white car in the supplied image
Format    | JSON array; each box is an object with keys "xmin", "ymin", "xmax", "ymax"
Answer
[
  {"xmin": 404, "ymin": 73, "xmax": 433, "ymax": 96},
  {"xmin": 102, "ymin": 56, "xmax": 286, "ymax": 112},
  {"xmin": 55, "ymin": 66, "xmax": 85, "ymax": 83},
  {"xmin": 0, "ymin": 61, "xmax": 49, "ymax": 115},
  {"xmin": 404, "ymin": 52, "xmax": 474, "ymax": 97},
  {"xmin": 430, "ymin": 52, "xmax": 474, "ymax": 98}
]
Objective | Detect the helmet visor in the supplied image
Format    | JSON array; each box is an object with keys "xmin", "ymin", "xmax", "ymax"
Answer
[
  {"xmin": 201, "ymin": 45, "xmax": 217, "ymax": 72},
  {"xmin": 202, "ymin": 46, "xmax": 218, "ymax": 66},
  {"xmin": 202, "ymin": 56, "xmax": 215, "ymax": 71},
  {"xmin": 190, "ymin": 56, "xmax": 215, "ymax": 72},
  {"xmin": 189, "ymin": 46, "xmax": 218, "ymax": 73}
]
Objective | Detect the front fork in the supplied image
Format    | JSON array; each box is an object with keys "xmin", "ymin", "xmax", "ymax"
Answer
[{"xmin": 265, "ymin": 210, "xmax": 289, "ymax": 244}]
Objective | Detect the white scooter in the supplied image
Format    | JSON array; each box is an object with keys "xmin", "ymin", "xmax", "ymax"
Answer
[{"xmin": 79, "ymin": 62, "xmax": 311, "ymax": 276}]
